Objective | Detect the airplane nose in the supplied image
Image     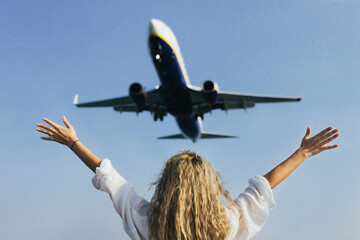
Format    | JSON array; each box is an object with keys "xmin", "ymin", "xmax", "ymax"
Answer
[
  {"xmin": 149, "ymin": 19, "xmax": 160, "ymax": 35},
  {"xmin": 150, "ymin": 18, "xmax": 158, "ymax": 26},
  {"xmin": 149, "ymin": 19, "xmax": 167, "ymax": 35}
]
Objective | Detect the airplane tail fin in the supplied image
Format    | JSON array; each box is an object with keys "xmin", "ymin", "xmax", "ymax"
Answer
[
  {"xmin": 73, "ymin": 94, "xmax": 79, "ymax": 105},
  {"xmin": 158, "ymin": 132, "xmax": 238, "ymax": 140}
]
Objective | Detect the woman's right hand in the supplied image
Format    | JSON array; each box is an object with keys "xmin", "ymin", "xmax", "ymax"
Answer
[{"xmin": 36, "ymin": 116, "xmax": 78, "ymax": 148}]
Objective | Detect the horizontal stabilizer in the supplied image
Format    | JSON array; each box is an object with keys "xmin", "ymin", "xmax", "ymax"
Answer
[
  {"xmin": 158, "ymin": 134, "xmax": 186, "ymax": 139},
  {"xmin": 158, "ymin": 132, "xmax": 238, "ymax": 140},
  {"xmin": 200, "ymin": 132, "xmax": 238, "ymax": 139}
]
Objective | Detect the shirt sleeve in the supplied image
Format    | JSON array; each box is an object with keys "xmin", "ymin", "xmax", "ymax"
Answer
[
  {"xmin": 233, "ymin": 175, "xmax": 276, "ymax": 238},
  {"xmin": 92, "ymin": 159, "xmax": 150, "ymax": 240}
]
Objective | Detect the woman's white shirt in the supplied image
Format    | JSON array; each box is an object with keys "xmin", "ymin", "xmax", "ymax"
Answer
[{"xmin": 92, "ymin": 159, "xmax": 275, "ymax": 240}]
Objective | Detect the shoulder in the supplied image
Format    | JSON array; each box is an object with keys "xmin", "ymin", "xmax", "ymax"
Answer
[
  {"xmin": 92, "ymin": 158, "xmax": 128, "ymax": 193},
  {"xmin": 226, "ymin": 176, "xmax": 276, "ymax": 238},
  {"xmin": 235, "ymin": 175, "xmax": 275, "ymax": 211}
]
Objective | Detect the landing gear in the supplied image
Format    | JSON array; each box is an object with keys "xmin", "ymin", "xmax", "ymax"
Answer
[{"xmin": 154, "ymin": 113, "xmax": 164, "ymax": 121}]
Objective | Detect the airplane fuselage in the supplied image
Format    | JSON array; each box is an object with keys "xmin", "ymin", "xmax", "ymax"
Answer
[{"xmin": 148, "ymin": 20, "xmax": 201, "ymax": 142}]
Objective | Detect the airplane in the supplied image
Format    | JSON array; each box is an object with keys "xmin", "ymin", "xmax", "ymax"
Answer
[{"xmin": 74, "ymin": 19, "xmax": 301, "ymax": 142}]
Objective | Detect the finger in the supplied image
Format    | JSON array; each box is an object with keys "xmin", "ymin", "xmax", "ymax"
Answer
[
  {"xmin": 43, "ymin": 118, "xmax": 61, "ymax": 130},
  {"xmin": 36, "ymin": 123, "xmax": 54, "ymax": 132},
  {"xmin": 62, "ymin": 116, "xmax": 71, "ymax": 128},
  {"xmin": 36, "ymin": 128, "xmax": 54, "ymax": 136},
  {"xmin": 318, "ymin": 129, "xmax": 339, "ymax": 143},
  {"xmin": 320, "ymin": 133, "xmax": 339, "ymax": 146},
  {"xmin": 312, "ymin": 126, "xmax": 333, "ymax": 140},
  {"xmin": 40, "ymin": 136, "xmax": 57, "ymax": 141},
  {"xmin": 321, "ymin": 144, "xmax": 339, "ymax": 151},
  {"xmin": 304, "ymin": 127, "xmax": 311, "ymax": 139}
]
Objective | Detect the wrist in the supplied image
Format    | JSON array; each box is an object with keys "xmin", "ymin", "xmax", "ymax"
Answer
[
  {"xmin": 296, "ymin": 147, "xmax": 310, "ymax": 159},
  {"xmin": 66, "ymin": 135, "xmax": 78, "ymax": 147},
  {"xmin": 68, "ymin": 139, "xmax": 80, "ymax": 150}
]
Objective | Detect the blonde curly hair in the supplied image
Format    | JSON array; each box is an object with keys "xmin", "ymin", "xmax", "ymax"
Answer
[{"xmin": 147, "ymin": 151, "xmax": 239, "ymax": 240}]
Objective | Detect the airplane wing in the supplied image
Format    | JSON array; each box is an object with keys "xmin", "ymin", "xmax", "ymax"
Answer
[
  {"xmin": 74, "ymin": 88, "xmax": 167, "ymax": 114},
  {"xmin": 188, "ymin": 86, "xmax": 301, "ymax": 114}
]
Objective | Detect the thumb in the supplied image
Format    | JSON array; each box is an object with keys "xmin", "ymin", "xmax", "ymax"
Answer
[
  {"xmin": 304, "ymin": 126, "xmax": 311, "ymax": 139},
  {"xmin": 63, "ymin": 116, "xmax": 71, "ymax": 128}
]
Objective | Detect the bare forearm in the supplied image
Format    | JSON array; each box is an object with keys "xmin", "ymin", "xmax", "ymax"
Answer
[
  {"xmin": 36, "ymin": 117, "xmax": 102, "ymax": 173},
  {"xmin": 71, "ymin": 141, "xmax": 101, "ymax": 173},
  {"xmin": 264, "ymin": 148, "xmax": 307, "ymax": 189},
  {"xmin": 263, "ymin": 126, "xmax": 339, "ymax": 189}
]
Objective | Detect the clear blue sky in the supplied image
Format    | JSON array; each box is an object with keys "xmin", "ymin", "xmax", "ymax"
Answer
[{"xmin": 1, "ymin": 1, "xmax": 359, "ymax": 239}]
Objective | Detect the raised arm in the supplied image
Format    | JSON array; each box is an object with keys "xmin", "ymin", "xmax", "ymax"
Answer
[
  {"xmin": 264, "ymin": 126, "xmax": 339, "ymax": 189},
  {"xmin": 36, "ymin": 117, "xmax": 101, "ymax": 173}
]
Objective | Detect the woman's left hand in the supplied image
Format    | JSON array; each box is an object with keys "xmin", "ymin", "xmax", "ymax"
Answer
[
  {"xmin": 36, "ymin": 116, "xmax": 78, "ymax": 148},
  {"xmin": 299, "ymin": 126, "xmax": 339, "ymax": 158}
]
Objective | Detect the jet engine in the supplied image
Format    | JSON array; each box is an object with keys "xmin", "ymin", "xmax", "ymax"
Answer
[
  {"xmin": 201, "ymin": 80, "xmax": 219, "ymax": 103},
  {"xmin": 129, "ymin": 82, "xmax": 146, "ymax": 106}
]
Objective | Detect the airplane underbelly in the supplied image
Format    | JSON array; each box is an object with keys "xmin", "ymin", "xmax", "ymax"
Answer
[
  {"xmin": 149, "ymin": 36, "xmax": 195, "ymax": 117},
  {"xmin": 176, "ymin": 115, "xmax": 201, "ymax": 141},
  {"xmin": 149, "ymin": 36, "xmax": 187, "ymax": 91},
  {"xmin": 161, "ymin": 89, "xmax": 193, "ymax": 116}
]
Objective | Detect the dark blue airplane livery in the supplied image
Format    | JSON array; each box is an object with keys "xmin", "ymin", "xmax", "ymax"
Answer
[{"xmin": 74, "ymin": 19, "xmax": 301, "ymax": 142}]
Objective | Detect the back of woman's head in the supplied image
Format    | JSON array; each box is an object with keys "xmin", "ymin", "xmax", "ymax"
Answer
[{"xmin": 147, "ymin": 151, "xmax": 234, "ymax": 240}]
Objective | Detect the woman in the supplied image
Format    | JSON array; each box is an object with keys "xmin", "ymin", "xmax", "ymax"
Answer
[{"xmin": 36, "ymin": 117, "xmax": 339, "ymax": 240}]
